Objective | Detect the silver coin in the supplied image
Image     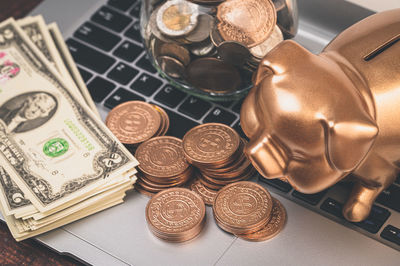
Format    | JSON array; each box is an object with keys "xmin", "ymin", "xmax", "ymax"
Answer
[
  {"xmin": 156, "ymin": 0, "xmax": 199, "ymax": 37},
  {"xmin": 210, "ymin": 24, "xmax": 224, "ymax": 47},
  {"xmin": 147, "ymin": 7, "xmax": 172, "ymax": 43},
  {"xmin": 157, "ymin": 55, "xmax": 186, "ymax": 79},
  {"xmin": 217, "ymin": 41, "xmax": 251, "ymax": 67},
  {"xmin": 185, "ymin": 14, "xmax": 214, "ymax": 43},
  {"xmin": 185, "ymin": 57, "xmax": 241, "ymax": 93},
  {"xmin": 188, "ymin": 38, "xmax": 215, "ymax": 56},
  {"xmin": 249, "ymin": 25, "xmax": 283, "ymax": 59}
]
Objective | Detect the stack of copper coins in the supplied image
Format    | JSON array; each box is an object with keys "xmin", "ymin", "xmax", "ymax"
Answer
[
  {"xmin": 145, "ymin": 188, "xmax": 206, "ymax": 242},
  {"xmin": 105, "ymin": 101, "xmax": 170, "ymax": 152},
  {"xmin": 183, "ymin": 123, "xmax": 255, "ymax": 204},
  {"xmin": 135, "ymin": 136, "xmax": 194, "ymax": 196},
  {"xmin": 213, "ymin": 181, "xmax": 286, "ymax": 241}
]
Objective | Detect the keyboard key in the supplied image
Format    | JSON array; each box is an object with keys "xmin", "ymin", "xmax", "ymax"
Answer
[
  {"xmin": 215, "ymin": 101, "xmax": 233, "ymax": 108},
  {"xmin": 87, "ymin": 76, "xmax": 116, "ymax": 103},
  {"xmin": 130, "ymin": 73, "xmax": 162, "ymax": 96},
  {"xmin": 232, "ymin": 98, "xmax": 244, "ymax": 114},
  {"xmin": 113, "ymin": 40, "xmax": 143, "ymax": 62},
  {"xmin": 292, "ymin": 189, "xmax": 327, "ymax": 205},
  {"xmin": 154, "ymin": 85, "xmax": 186, "ymax": 108},
  {"xmin": 67, "ymin": 39, "xmax": 116, "ymax": 74},
  {"xmin": 125, "ymin": 21, "xmax": 142, "ymax": 43},
  {"xmin": 165, "ymin": 109, "xmax": 199, "ymax": 139},
  {"xmin": 129, "ymin": 3, "xmax": 141, "ymax": 18},
  {"xmin": 91, "ymin": 6, "xmax": 132, "ymax": 32},
  {"xmin": 233, "ymin": 121, "xmax": 247, "ymax": 139},
  {"xmin": 381, "ymin": 225, "xmax": 400, "ymax": 245},
  {"xmin": 136, "ymin": 54, "xmax": 157, "ymax": 73},
  {"xmin": 376, "ymin": 185, "xmax": 400, "ymax": 212},
  {"xmin": 203, "ymin": 107, "xmax": 237, "ymax": 125},
  {"xmin": 78, "ymin": 67, "xmax": 92, "ymax": 83},
  {"xmin": 107, "ymin": 62, "xmax": 139, "ymax": 85},
  {"xmin": 108, "ymin": 0, "xmax": 137, "ymax": 11},
  {"xmin": 354, "ymin": 205, "xmax": 390, "ymax": 234},
  {"xmin": 259, "ymin": 178, "xmax": 292, "ymax": 193},
  {"xmin": 178, "ymin": 96, "xmax": 212, "ymax": 120},
  {"xmin": 74, "ymin": 22, "xmax": 121, "ymax": 51},
  {"xmin": 105, "ymin": 88, "xmax": 144, "ymax": 109},
  {"xmin": 320, "ymin": 198, "xmax": 344, "ymax": 218}
]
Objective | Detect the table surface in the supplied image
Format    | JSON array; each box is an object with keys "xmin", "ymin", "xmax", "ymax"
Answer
[{"xmin": 0, "ymin": 1, "xmax": 83, "ymax": 265}]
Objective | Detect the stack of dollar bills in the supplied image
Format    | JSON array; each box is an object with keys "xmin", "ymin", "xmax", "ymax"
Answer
[{"xmin": 0, "ymin": 16, "xmax": 138, "ymax": 241}]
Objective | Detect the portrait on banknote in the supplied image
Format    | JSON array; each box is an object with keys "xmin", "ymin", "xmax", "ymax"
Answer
[{"xmin": 0, "ymin": 91, "xmax": 57, "ymax": 133}]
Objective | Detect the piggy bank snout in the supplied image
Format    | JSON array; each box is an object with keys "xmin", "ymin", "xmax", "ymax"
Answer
[{"xmin": 245, "ymin": 134, "xmax": 288, "ymax": 179}]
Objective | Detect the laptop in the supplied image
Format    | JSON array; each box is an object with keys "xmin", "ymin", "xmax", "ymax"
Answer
[{"xmin": 1, "ymin": 0, "xmax": 398, "ymax": 264}]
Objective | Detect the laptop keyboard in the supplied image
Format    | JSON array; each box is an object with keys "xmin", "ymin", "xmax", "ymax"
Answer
[{"xmin": 66, "ymin": 0, "xmax": 400, "ymax": 251}]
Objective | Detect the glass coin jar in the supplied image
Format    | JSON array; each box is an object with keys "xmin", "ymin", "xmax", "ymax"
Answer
[{"xmin": 140, "ymin": 0, "xmax": 298, "ymax": 101}]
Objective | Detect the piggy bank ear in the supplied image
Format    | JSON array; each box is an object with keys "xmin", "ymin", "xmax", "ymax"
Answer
[
  {"xmin": 253, "ymin": 62, "xmax": 273, "ymax": 86},
  {"xmin": 325, "ymin": 119, "xmax": 378, "ymax": 171}
]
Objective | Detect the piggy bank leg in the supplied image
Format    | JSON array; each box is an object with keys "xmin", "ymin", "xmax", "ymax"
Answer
[{"xmin": 343, "ymin": 153, "xmax": 397, "ymax": 222}]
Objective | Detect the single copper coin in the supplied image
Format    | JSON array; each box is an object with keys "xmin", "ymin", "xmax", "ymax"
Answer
[
  {"xmin": 152, "ymin": 104, "xmax": 170, "ymax": 136},
  {"xmin": 136, "ymin": 136, "xmax": 190, "ymax": 178},
  {"xmin": 185, "ymin": 57, "xmax": 241, "ymax": 93},
  {"xmin": 159, "ymin": 42, "xmax": 191, "ymax": 66},
  {"xmin": 135, "ymin": 185, "xmax": 156, "ymax": 197},
  {"xmin": 146, "ymin": 188, "xmax": 206, "ymax": 242},
  {"xmin": 157, "ymin": 55, "xmax": 186, "ymax": 79},
  {"xmin": 217, "ymin": 41, "xmax": 251, "ymax": 66},
  {"xmin": 217, "ymin": 0, "xmax": 276, "ymax": 48},
  {"xmin": 183, "ymin": 123, "xmax": 241, "ymax": 165},
  {"xmin": 213, "ymin": 181, "xmax": 273, "ymax": 234},
  {"xmin": 250, "ymin": 25, "xmax": 283, "ymax": 59},
  {"xmin": 237, "ymin": 198, "xmax": 286, "ymax": 241},
  {"xmin": 106, "ymin": 101, "xmax": 161, "ymax": 145},
  {"xmin": 190, "ymin": 178, "xmax": 218, "ymax": 206}
]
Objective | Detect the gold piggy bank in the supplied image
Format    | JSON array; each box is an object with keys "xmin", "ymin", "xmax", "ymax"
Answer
[{"xmin": 241, "ymin": 9, "xmax": 400, "ymax": 222}]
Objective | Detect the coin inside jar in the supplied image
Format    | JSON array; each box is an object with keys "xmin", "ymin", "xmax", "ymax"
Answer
[
  {"xmin": 217, "ymin": 0, "xmax": 277, "ymax": 48},
  {"xmin": 158, "ymin": 42, "xmax": 191, "ymax": 66},
  {"xmin": 249, "ymin": 25, "xmax": 283, "ymax": 60},
  {"xmin": 217, "ymin": 41, "xmax": 251, "ymax": 66},
  {"xmin": 156, "ymin": 55, "xmax": 186, "ymax": 79},
  {"xmin": 188, "ymin": 38, "xmax": 215, "ymax": 56},
  {"xmin": 185, "ymin": 58, "xmax": 241, "ymax": 93},
  {"xmin": 157, "ymin": 0, "xmax": 199, "ymax": 37},
  {"xmin": 184, "ymin": 13, "xmax": 214, "ymax": 43}
]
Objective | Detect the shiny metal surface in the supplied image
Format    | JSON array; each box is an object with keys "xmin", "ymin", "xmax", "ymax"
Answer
[
  {"xmin": 241, "ymin": 9, "xmax": 400, "ymax": 222},
  {"xmin": 19, "ymin": 0, "xmax": 400, "ymax": 264}
]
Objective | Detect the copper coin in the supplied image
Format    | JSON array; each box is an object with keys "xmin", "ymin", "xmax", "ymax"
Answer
[
  {"xmin": 144, "ymin": 166, "xmax": 194, "ymax": 185},
  {"xmin": 217, "ymin": 0, "xmax": 276, "ymax": 48},
  {"xmin": 152, "ymin": 104, "xmax": 170, "ymax": 136},
  {"xmin": 237, "ymin": 198, "xmax": 286, "ymax": 241},
  {"xmin": 190, "ymin": 178, "xmax": 217, "ymax": 206},
  {"xmin": 146, "ymin": 188, "xmax": 206, "ymax": 241},
  {"xmin": 136, "ymin": 136, "xmax": 190, "ymax": 178},
  {"xmin": 249, "ymin": 25, "xmax": 283, "ymax": 59},
  {"xmin": 159, "ymin": 42, "xmax": 191, "ymax": 66},
  {"xmin": 136, "ymin": 185, "xmax": 156, "ymax": 197},
  {"xmin": 213, "ymin": 181, "xmax": 273, "ymax": 234},
  {"xmin": 185, "ymin": 57, "xmax": 241, "ymax": 93},
  {"xmin": 217, "ymin": 41, "xmax": 251, "ymax": 66},
  {"xmin": 156, "ymin": 55, "xmax": 186, "ymax": 79},
  {"xmin": 106, "ymin": 101, "xmax": 161, "ymax": 145},
  {"xmin": 183, "ymin": 123, "xmax": 241, "ymax": 166}
]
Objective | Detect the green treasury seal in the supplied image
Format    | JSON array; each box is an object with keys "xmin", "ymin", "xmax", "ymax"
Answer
[{"xmin": 43, "ymin": 138, "xmax": 69, "ymax": 157}]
